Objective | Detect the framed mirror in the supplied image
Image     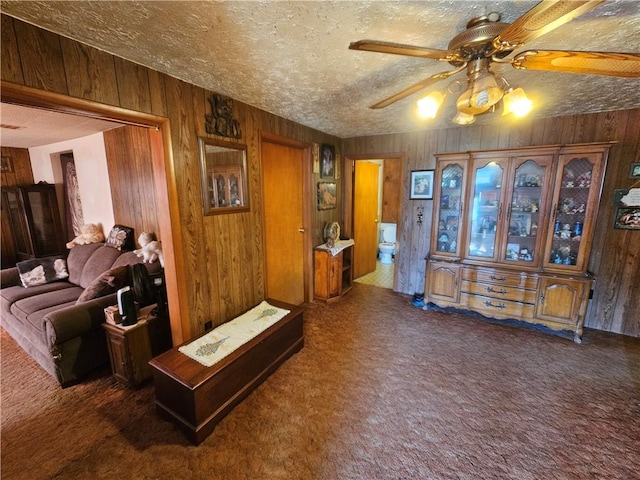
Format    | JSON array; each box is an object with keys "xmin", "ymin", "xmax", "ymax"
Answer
[{"xmin": 198, "ymin": 136, "xmax": 249, "ymax": 215}]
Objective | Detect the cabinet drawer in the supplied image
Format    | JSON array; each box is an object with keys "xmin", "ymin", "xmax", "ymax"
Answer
[
  {"xmin": 461, "ymin": 280, "xmax": 536, "ymax": 303},
  {"xmin": 461, "ymin": 293, "xmax": 535, "ymax": 320},
  {"xmin": 462, "ymin": 267, "xmax": 538, "ymax": 289}
]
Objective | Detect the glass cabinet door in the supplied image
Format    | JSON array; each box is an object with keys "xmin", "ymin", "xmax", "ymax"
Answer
[
  {"xmin": 4, "ymin": 190, "xmax": 30, "ymax": 255},
  {"xmin": 434, "ymin": 163, "xmax": 464, "ymax": 256},
  {"xmin": 467, "ymin": 160, "xmax": 505, "ymax": 261},
  {"xmin": 545, "ymin": 153, "xmax": 603, "ymax": 271},
  {"xmin": 502, "ymin": 156, "xmax": 552, "ymax": 266}
]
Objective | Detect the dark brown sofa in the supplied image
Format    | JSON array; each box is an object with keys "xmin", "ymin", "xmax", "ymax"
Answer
[{"xmin": 0, "ymin": 243, "xmax": 160, "ymax": 387}]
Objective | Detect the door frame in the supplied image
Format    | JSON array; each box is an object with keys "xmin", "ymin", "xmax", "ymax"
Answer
[
  {"xmin": 259, "ymin": 131, "xmax": 313, "ymax": 303},
  {"xmin": 1, "ymin": 81, "xmax": 189, "ymax": 345},
  {"xmin": 344, "ymin": 153, "xmax": 405, "ymax": 290}
]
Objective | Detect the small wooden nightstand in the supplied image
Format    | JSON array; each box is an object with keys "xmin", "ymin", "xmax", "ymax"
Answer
[
  {"xmin": 314, "ymin": 240, "xmax": 354, "ymax": 302},
  {"xmin": 102, "ymin": 304, "xmax": 172, "ymax": 388}
]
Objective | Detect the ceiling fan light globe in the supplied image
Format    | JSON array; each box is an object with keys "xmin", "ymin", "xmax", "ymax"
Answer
[
  {"xmin": 502, "ymin": 87, "xmax": 532, "ymax": 117},
  {"xmin": 457, "ymin": 88, "xmax": 492, "ymax": 115},
  {"xmin": 469, "ymin": 73, "xmax": 503, "ymax": 109},
  {"xmin": 417, "ymin": 91, "xmax": 445, "ymax": 119}
]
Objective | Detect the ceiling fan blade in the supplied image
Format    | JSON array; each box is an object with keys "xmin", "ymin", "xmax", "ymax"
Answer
[
  {"xmin": 349, "ymin": 40, "xmax": 459, "ymax": 62},
  {"xmin": 512, "ymin": 50, "xmax": 640, "ymax": 77},
  {"xmin": 370, "ymin": 67, "xmax": 466, "ymax": 109},
  {"xmin": 494, "ymin": 0, "xmax": 604, "ymax": 51}
]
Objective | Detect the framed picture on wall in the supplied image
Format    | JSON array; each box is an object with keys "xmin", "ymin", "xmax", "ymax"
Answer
[
  {"xmin": 613, "ymin": 207, "xmax": 640, "ymax": 230},
  {"xmin": 320, "ymin": 144, "xmax": 335, "ymax": 179},
  {"xmin": 1, "ymin": 156, "xmax": 14, "ymax": 173},
  {"xmin": 629, "ymin": 163, "xmax": 640, "ymax": 179},
  {"xmin": 410, "ymin": 170, "xmax": 434, "ymax": 199},
  {"xmin": 317, "ymin": 182, "xmax": 337, "ymax": 210}
]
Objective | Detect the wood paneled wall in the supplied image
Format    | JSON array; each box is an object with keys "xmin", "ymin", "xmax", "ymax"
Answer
[
  {"xmin": 1, "ymin": 15, "xmax": 341, "ymax": 340},
  {"xmin": 0, "ymin": 146, "xmax": 34, "ymax": 267},
  {"xmin": 343, "ymin": 110, "xmax": 640, "ymax": 337},
  {"xmin": 382, "ymin": 159, "xmax": 402, "ymax": 224},
  {"xmin": 103, "ymin": 125, "xmax": 160, "ymax": 239}
]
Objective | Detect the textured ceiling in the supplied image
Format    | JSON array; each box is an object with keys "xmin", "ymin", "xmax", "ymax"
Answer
[{"xmin": 1, "ymin": 1, "xmax": 639, "ymax": 138}]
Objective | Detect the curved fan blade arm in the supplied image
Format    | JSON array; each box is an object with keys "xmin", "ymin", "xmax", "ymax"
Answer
[
  {"xmin": 512, "ymin": 50, "xmax": 640, "ymax": 78},
  {"xmin": 494, "ymin": 0, "xmax": 604, "ymax": 52},
  {"xmin": 370, "ymin": 65, "xmax": 467, "ymax": 109},
  {"xmin": 349, "ymin": 40, "xmax": 462, "ymax": 62}
]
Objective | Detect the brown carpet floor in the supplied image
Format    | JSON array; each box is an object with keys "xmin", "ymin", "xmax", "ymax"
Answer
[{"xmin": 2, "ymin": 283, "xmax": 639, "ymax": 480}]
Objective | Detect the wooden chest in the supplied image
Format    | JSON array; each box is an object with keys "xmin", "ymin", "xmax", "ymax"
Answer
[{"xmin": 148, "ymin": 299, "xmax": 304, "ymax": 445}]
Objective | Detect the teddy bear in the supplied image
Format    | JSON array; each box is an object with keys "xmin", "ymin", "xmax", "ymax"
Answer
[
  {"xmin": 133, "ymin": 232, "xmax": 165, "ymax": 268},
  {"xmin": 66, "ymin": 223, "xmax": 105, "ymax": 249}
]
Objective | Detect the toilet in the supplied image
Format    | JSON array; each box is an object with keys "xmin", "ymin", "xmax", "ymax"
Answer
[{"xmin": 378, "ymin": 223, "xmax": 397, "ymax": 264}]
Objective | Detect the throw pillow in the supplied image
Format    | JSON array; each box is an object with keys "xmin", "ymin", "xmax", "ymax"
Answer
[
  {"xmin": 76, "ymin": 266, "xmax": 129, "ymax": 303},
  {"xmin": 17, "ymin": 256, "xmax": 69, "ymax": 288},
  {"xmin": 105, "ymin": 224, "xmax": 135, "ymax": 251}
]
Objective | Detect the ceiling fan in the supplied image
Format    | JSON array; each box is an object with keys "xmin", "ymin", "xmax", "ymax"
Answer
[{"xmin": 349, "ymin": 0, "xmax": 640, "ymax": 122}]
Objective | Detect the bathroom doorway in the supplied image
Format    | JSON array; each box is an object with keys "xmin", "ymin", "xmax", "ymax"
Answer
[{"xmin": 350, "ymin": 155, "xmax": 402, "ymax": 290}]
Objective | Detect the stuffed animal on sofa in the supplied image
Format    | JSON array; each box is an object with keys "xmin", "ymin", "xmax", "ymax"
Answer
[
  {"xmin": 66, "ymin": 223, "xmax": 105, "ymax": 249},
  {"xmin": 133, "ymin": 232, "xmax": 165, "ymax": 268}
]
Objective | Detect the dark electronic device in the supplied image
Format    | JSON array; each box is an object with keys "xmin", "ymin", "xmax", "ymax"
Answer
[{"xmin": 117, "ymin": 286, "xmax": 137, "ymax": 326}]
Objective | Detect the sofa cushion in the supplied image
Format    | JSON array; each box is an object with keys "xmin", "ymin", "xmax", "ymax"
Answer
[
  {"xmin": 105, "ymin": 224, "xmax": 135, "ymax": 251},
  {"xmin": 67, "ymin": 243, "xmax": 103, "ymax": 285},
  {"xmin": 1, "ymin": 282, "xmax": 76, "ymax": 319},
  {"xmin": 11, "ymin": 287, "xmax": 84, "ymax": 334},
  {"xmin": 78, "ymin": 245, "xmax": 124, "ymax": 289},
  {"xmin": 16, "ymin": 256, "xmax": 69, "ymax": 287},
  {"xmin": 76, "ymin": 266, "xmax": 129, "ymax": 303}
]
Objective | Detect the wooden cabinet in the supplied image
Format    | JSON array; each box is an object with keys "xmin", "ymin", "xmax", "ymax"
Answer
[
  {"xmin": 425, "ymin": 143, "xmax": 611, "ymax": 342},
  {"xmin": 2, "ymin": 184, "xmax": 65, "ymax": 261},
  {"xmin": 535, "ymin": 277, "xmax": 589, "ymax": 328},
  {"xmin": 103, "ymin": 305, "xmax": 172, "ymax": 388},
  {"xmin": 314, "ymin": 241, "xmax": 353, "ymax": 302},
  {"xmin": 426, "ymin": 261, "xmax": 461, "ymax": 305}
]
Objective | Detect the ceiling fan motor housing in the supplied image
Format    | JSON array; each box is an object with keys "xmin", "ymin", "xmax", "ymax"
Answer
[{"xmin": 447, "ymin": 17, "xmax": 511, "ymax": 65}]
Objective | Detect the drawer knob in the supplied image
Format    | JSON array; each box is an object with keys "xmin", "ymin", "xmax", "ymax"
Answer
[
  {"xmin": 484, "ymin": 300, "xmax": 506, "ymax": 309},
  {"xmin": 489, "ymin": 275, "xmax": 507, "ymax": 281},
  {"xmin": 487, "ymin": 286, "xmax": 507, "ymax": 295}
]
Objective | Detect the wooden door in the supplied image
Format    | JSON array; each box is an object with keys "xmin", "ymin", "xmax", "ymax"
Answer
[
  {"xmin": 262, "ymin": 140, "xmax": 305, "ymax": 305},
  {"xmin": 353, "ymin": 161, "xmax": 380, "ymax": 278}
]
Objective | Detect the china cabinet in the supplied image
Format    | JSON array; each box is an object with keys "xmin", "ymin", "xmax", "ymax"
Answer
[
  {"xmin": 2, "ymin": 184, "xmax": 65, "ymax": 261},
  {"xmin": 425, "ymin": 143, "xmax": 612, "ymax": 342}
]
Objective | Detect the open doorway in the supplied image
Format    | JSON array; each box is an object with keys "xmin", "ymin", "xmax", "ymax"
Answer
[
  {"xmin": 350, "ymin": 155, "xmax": 402, "ymax": 290},
  {"xmin": 1, "ymin": 82, "xmax": 187, "ymax": 345}
]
